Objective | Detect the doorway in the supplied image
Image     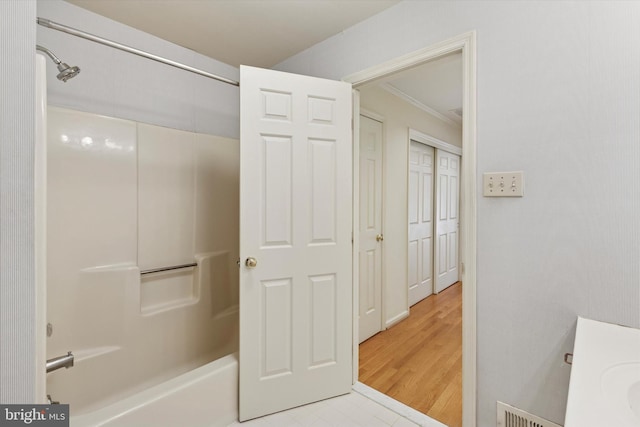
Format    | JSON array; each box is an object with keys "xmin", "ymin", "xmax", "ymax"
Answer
[
  {"xmin": 345, "ymin": 32, "xmax": 477, "ymax": 427},
  {"xmin": 357, "ymin": 77, "xmax": 463, "ymax": 425}
]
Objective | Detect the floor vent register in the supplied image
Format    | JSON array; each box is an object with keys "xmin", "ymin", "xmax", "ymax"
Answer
[{"xmin": 497, "ymin": 402, "xmax": 562, "ymax": 427}]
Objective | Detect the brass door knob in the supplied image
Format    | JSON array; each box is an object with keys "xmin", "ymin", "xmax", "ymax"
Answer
[
  {"xmin": 376, "ymin": 234, "xmax": 384, "ymax": 242},
  {"xmin": 245, "ymin": 257, "xmax": 258, "ymax": 268}
]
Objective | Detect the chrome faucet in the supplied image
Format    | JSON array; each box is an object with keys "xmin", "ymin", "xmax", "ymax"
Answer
[{"xmin": 46, "ymin": 351, "xmax": 74, "ymax": 373}]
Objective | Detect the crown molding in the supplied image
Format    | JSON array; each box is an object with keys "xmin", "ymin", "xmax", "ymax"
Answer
[{"xmin": 380, "ymin": 82, "xmax": 461, "ymax": 128}]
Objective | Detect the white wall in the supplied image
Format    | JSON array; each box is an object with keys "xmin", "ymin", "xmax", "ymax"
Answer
[
  {"xmin": 0, "ymin": 0, "xmax": 37, "ymax": 404},
  {"xmin": 277, "ymin": 2, "xmax": 640, "ymax": 426},
  {"xmin": 37, "ymin": 0, "xmax": 239, "ymax": 138},
  {"xmin": 359, "ymin": 85, "xmax": 461, "ymax": 326}
]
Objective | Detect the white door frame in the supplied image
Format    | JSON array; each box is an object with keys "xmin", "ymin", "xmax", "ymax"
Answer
[
  {"xmin": 410, "ymin": 128, "xmax": 462, "ymax": 157},
  {"xmin": 344, "ymin": 31, "xmax": 477, "ymax": 427}
]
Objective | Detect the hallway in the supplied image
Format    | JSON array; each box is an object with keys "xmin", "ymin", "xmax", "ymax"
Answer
[{"xmin": 359, "ymin": 282, "xmax": 463, "ymax": 427}]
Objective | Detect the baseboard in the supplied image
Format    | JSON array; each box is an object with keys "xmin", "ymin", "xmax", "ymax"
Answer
[{"xmin": 385, "ymin": 310, "xmax": 409, "ymax": 329}]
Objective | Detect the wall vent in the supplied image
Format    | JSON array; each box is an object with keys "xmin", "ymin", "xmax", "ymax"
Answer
[{"xmin": 497, "ymin": 402, "xmax": 562, "ymax": 427}]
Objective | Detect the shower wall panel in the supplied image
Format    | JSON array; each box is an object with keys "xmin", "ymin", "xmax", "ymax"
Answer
[{"xmin": 46, "ymin": 107, "xmax": 239, "ymax": 414}]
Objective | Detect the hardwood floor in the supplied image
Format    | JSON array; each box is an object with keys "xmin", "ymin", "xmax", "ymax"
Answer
[{"xmin": 359, "ymin": 281, "xmax": 462, "ymax": 427}]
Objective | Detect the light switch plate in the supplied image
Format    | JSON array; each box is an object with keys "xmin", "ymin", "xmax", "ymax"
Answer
[{"xmin": 483, "ymin": 171, "xmax": 524, "ymax": 197}]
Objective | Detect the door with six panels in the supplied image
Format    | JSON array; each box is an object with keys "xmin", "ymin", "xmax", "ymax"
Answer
[
  {"xmin": 239, "ymin": 66, "xmax": 353, "ymax": 421},
  {"xmin": 408, "ymin": 141, "xmax": 434, "ymax": 306},
  {"xmin": 434, "ymin": 149, "xmax": 460, "ymax": 293},
  {"xmin": 358, "ymin": 114, "xmax": 383, "ymax": 342}
]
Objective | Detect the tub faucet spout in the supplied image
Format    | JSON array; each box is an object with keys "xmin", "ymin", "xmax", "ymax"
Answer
[{"xmin": 46, "ymin": 351, "xmax": 74, "ymax": 373}]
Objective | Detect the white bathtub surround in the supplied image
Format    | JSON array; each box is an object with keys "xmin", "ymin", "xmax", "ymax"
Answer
[
  {"xmin": 46, "ymin": 107, "xmax": 239, "ymax": 416},
  {"xmin": 227, "ymin": 384, "xmax": 441, "ymax": 427},
  {"xmin": 565, "ymin": 317, "xmax": 640, "ymax": 427}
]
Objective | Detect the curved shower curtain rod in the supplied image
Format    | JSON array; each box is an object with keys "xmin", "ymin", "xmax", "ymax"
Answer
[{"xmin": 37, "ymin": 17, "xmax": 240, "ymax": 87}]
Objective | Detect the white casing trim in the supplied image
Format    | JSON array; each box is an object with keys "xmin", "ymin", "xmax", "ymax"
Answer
[
  {"xmin": 409, "ymin": 128, "xmax": 462, "ymax": 156},
  {"xmin": 359, "ymin": 107, "xmax": 385, "ymax": 124}
]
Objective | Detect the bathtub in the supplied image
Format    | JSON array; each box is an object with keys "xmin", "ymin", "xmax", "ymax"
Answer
[
  {"xmin": 45, "ymin": 106, "xmax": 241, "ymax": 425},
  {"xmin": 71, "ymin": 353, "xmax": 238, "ymax": 427}
]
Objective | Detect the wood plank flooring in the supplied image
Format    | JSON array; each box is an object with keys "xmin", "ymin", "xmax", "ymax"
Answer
[{"xmin": 359, "ymin": 281, "xmax": 462, "ymax": 427}]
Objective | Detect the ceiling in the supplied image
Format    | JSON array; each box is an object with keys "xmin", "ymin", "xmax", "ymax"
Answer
[
  {"xmin": 367, "ymin": 51, "xmax": 463, "ymax": 125},
  {"xmin": 65, "ymin": 0, "xmax": 400, "ymax": 68},
  {"xmin": 64, "ymin": 0, "xmax": 461, "ymax": 124}
]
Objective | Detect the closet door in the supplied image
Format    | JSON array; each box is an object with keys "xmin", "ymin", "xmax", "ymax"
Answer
[
  {"xmin": 239, "ymin": 66, "xmax": 353, "ymax": 421},
  {"xmin": 434, "ymin": 149, "xmax": 460, "ymax": 293},
  {"xmin": 408, "ymin": 141, "xmax": 434, "ymax": 306}
]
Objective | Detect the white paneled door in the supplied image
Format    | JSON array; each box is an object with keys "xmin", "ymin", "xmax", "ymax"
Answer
[
  {"xmin": 358, "ymin": 114, "xmax": 383, "ymax": 343},
  {"xmin": 239, "ymin": 66, "xmax": 353, "ymax": 421},
  {"xmin": 408, "ymin": 141, "xmax": 434, "ymax": 306},
  {"xmin": 434, "ymin": 149, "xmax": 460, "ymax": 293}
]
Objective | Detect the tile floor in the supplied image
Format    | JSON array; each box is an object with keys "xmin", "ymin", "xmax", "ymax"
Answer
[{"xmin": 227, "ymin": 383, "xmax": 446, "ymax": 427}]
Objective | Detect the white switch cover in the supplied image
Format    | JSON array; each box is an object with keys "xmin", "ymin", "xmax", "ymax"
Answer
[{"xmin": 483, "ymin": 171, "xmax": 524, "ymax": 197}]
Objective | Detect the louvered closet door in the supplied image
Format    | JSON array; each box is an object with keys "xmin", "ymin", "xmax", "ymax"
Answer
[{"xmin": 239, "ymin": 66, "xmax": 353, "ymax": 421}]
